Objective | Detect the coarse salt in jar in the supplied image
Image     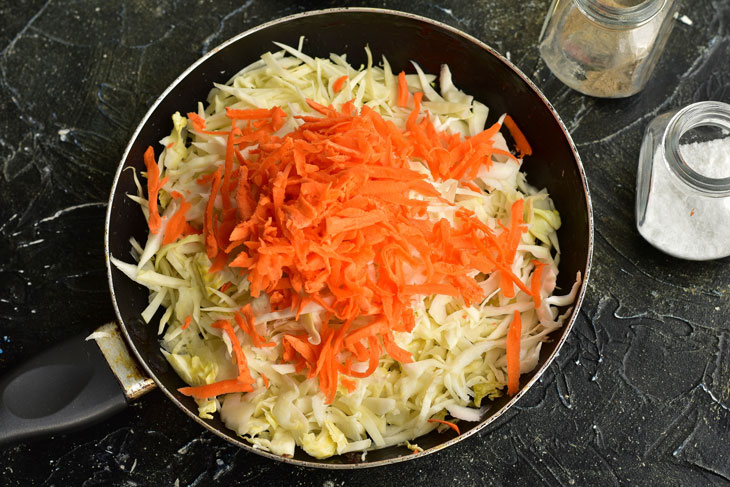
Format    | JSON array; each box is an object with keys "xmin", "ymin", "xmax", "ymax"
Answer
[
  {"xmin": 636, "ymin": 101, "xmax": 730, "ymax": 260},
  {"xmin": 538, "ymin": 0, "xmax": 679, "ymax": 98}
]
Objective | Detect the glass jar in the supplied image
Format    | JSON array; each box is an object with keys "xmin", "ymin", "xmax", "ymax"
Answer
[
  {"xmin": 636, "ymin": 101, "xmax": 730, "ymax": 260},
  {"xmin": 538, "ymin": 0, "xmax": 679, "ymax": 98}
]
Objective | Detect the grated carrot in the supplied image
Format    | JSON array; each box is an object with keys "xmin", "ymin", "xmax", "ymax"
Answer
[
  {"xmin": 143, "ymin": 146, "xmax": 162, "ymax": 234},
  {"xmin": 187, "ymin": 112, "xmax": 207, "ymax": 132},
  {"xmin": 178, "ymin": 319, "xmax": 254, "ymax": 399},
  {"xmin": 341, "ymin": 377, "xmax": 357, "ymax": 393},
  {"xmin": 212, "ymin": 319, "xmax": 252, "ymax": 383},
  {"xmin": 333, "ymin": 75, "xmax": 348, "ymax": 93},
  {"xmin": 397, "ymin": 71, "xmax": 408, "ymax": 107},
  {"xmin": 235, "ymin": 304, "xmax": 275, "ymax": 348},
  {"xmin": 204, "ymin": 167, "xmax": 222, "ymax": 260},
  {"xmin": 503, "ymin": 115, "xmax": 532, "ymax": 157},
  {"xmin": 506, "ymin": 310, "xmax": 522, "ymax": 396},
  {"xmin": 427, "ymin": 418, "xmax": 460, "ymax": 435},
  {"xmin": 187, "ymin": 112, "xmax": 227, "ymax": 135},
  {"xmin": 167, "ymin": 100, "xmax": 532, "ymax": 403},
  {"xmin": 162, "ymin": 193, "xmax": 191, "ymax": 246},
  {"xmin": 531, "ymin": 260, "xmax": 546, "ymax": 308},
  {"xmin": 178, "ymin": 378, "xmax": 253, "ymax": 399}
]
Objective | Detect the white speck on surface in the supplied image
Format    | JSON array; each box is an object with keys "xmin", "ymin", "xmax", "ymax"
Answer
[
  {"xmin": 17, "ymin": 238, "xmax": 44, "ymax": 248},
  {"xmin": 58, "ymin": 128, "xmax": 70, "ymax": 141},
  {"xmin": 38, "ymin": 202, "xmax": 106, "ymax": 224},
  {"xmin": 0, "ymin": 213, "xmax": 18, "ymax": 233},
  {"xmin": 674, "ymin": 13, "xmax": 693, "ymax": 26}
]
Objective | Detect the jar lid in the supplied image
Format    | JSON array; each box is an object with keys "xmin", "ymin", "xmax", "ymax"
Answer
[
  {"xmin": 576, "ymin": 0, "xmax": 668, "ymax": 26},
  {"xmin": 663, "ymin": 101, "xmax": 730, "ymax": 197}
]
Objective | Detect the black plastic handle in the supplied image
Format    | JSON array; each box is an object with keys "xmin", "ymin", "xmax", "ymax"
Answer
[{"xmin": 0, "ymin": 332, "xmax": 127, "ymax": 446}]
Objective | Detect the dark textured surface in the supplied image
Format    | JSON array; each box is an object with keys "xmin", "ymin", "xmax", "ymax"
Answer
[{"xmin": 1, "ymin": 0, "xmax": 728, "ymax": 485}]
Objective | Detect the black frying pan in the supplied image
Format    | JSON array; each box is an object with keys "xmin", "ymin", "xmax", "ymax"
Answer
[{"xmin": 0, "ymin": 8, "xmax": 592, "ymax": 468}]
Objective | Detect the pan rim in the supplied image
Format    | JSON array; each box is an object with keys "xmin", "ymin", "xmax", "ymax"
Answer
[{"xmin": 104, "ymin": 6, "xmax": 594, "ymax": 469}]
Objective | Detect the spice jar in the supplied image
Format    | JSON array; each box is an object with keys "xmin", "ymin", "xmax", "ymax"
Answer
[
  {"xmin": 636, "ymin": 101, "xmax": 730, "ymax": 260},
  {"xmin": 538, "ymin": 0, "xmax": 679, "ymax": 98}
]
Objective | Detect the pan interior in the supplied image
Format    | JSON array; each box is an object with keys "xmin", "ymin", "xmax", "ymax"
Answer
[{"xmin": 106, "ymin": 8, "xmax": 591, "ymax": 468}]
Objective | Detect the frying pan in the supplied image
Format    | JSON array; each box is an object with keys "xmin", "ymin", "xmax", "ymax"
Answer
[{"xmin": 0, "ymin": 8, "xmax": 592, "ymax": 468}]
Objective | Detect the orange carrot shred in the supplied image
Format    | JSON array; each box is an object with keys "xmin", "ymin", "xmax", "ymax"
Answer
[
  {"xmin": 187, "ymin": 112, "xmax": 228, "ymax": 136},
  {"xmin": 503, "ymin": 115, "xmax": 533, "ymax": 157},
  {"xmin": 187, "ymin": 112, "xmax": 207, "ymax": 131},
  {"xmin": 181, "ymin": 315, "xmax": 191, "ymax": 330},
  {"xmin": 397, "ymin": 71, "xmax": 408, "ymax": 107},
  {"xmin": 221, "ymin": 127, "xmax": 240, "ymax": 211},
  {"xmin": 236, "ymin": 304, "xmax": 275, "ymax": 348},
  {"xmin": 531, "ymin": 260, "xmax": 546, "ymax": 308},
  {"xmin": 204, "ymin": 167, "xmax": 222, "ymax": 259},
  {"xmin": 506, "ymin": 310, "xmax": 522, "ymax": 396},
  {"xmin": 333, "ymin": 75, "xmax": 348, "ymax": 93},
  {"xmin": 178, "ymin": 319, "xmax": 254, "ymax": 399},
  {"xmin": 406, "ymin": 92, "xmax": 423, "ymax": 129},
  {"xmin": 341, "ymin": 377, "xmax": 357, "ymax": 393},
  {"xmin": 143, "ymin": 146, "xmax": 162, "ymax": 234},
  {"xmin": 427, "ymin": 418, "xmax": 460, "ymax": 435},
  {"xmin": 463, "ymin": 181, "xmax": 481, "ymax": 192},
  {"xmin": 209, "ymin": 252, "xmax": 227, "ymax": 273},
  {"xmin": 162, "ymin": 196, "xmax": 191, "ymax": 246},
  {"xmin": 178, "ymin": 379, "xmax": 253, "ymax": 399},
  {"xmin": 262, "ymin": 373, "xmax": 270, "ymax": 389},
  {"xmin": 212, "ymin": 319, "xmax": 252, "ymax": 383}
]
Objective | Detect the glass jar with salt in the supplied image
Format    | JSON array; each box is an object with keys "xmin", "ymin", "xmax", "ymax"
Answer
[
  {"xmin": 636, "ymin": 101, "xmax": 730, "ymax": 260},
  {"xmin": 538, "ymin": 0, "xmax": 679, "ymax": 98}
]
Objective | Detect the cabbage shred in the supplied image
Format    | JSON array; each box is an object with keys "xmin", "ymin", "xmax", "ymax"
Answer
[{"xmin": 112, "ymin": 38, "xmax": 580, "ymax": 459}]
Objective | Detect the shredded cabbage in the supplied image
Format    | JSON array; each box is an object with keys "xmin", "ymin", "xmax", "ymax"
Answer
[{"xmin": 113, "ymin": 38, "xmax": 580, "ymax": 459}]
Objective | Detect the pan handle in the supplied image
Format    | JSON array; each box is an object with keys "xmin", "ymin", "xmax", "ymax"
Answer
[
  {"xmin": 0, "ymin": 323, "xmax": 156, "ymax": 446},
  {"xmin": 0, "ymin": 332, "xmax": 128, "ymax": 446}
]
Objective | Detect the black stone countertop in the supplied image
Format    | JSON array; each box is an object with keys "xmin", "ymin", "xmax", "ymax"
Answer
[{"xmin": 2, "ymin": 1, "xmax": 729, "ymax": 485}]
